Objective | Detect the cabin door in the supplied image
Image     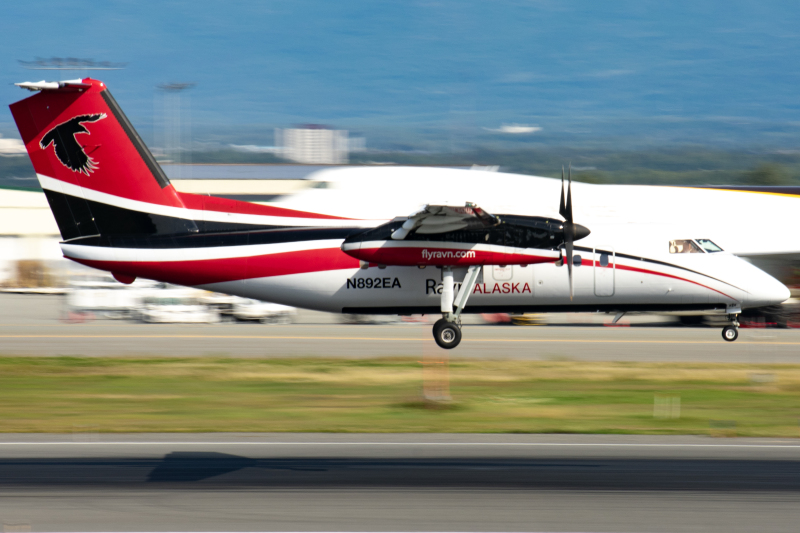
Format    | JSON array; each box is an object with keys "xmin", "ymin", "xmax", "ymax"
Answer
[{"xmin": 593, "ymin": 247, "xmax": 615, "ymax": 297}]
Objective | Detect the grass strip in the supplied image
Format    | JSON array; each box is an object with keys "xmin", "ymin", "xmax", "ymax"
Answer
[{"xmin": 0, "ymin": 357, "xmax": 798, "ymax": 436}]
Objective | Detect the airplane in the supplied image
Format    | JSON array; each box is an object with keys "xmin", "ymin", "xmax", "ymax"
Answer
[{"xmin": 9, "ymin": 78, "xmax": 791, "ymax": 349}]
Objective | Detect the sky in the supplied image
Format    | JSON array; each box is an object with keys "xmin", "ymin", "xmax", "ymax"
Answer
[{"xmin": 2, "ymin": 1, "xmax": 800, "ymax": 149}]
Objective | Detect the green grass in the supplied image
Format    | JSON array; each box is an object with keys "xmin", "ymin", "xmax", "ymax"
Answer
[{"xmin": 0, "ymin": 357, "xmax": 799, "ymax": 436}]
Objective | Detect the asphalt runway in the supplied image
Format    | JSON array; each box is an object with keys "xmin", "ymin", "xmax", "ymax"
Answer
[
  {"xmin": 2, "ymin": 294, "xmax": 800, "ymax": 361},
  {"xmin": 1, "ymin": 434, "xmax": 800, "ymax": 532}
]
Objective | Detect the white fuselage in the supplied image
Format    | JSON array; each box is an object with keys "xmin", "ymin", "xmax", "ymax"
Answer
[
  {"xmin": 60, "ymin": 166, "xmax": 793, "ymax": 315},
  {"xmin": 199, "ymin": 239, "xmax": 785, "ymax": 315}
]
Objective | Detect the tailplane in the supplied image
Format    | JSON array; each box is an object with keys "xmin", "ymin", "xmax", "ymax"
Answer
[{"xmin": 10, "ymin": 79, "xmax": 196, "ymax": 240}]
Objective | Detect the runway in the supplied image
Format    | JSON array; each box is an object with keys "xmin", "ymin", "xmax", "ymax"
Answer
[
  {"xmin": 1, "ymin": 434, "xmax": 799, "ymax": 532},
  {"xmin": 2, "ymin": 294, "xmax": 800, "ymax": 361},
  {"xmin": 2, "ymin": 295, "xmax": 800, "ymax": 529}
]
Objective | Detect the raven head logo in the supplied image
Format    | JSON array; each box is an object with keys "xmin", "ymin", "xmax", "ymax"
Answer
[{"xmin": 39, "ymin": 113, "xmax": 107, "ymax": 175}]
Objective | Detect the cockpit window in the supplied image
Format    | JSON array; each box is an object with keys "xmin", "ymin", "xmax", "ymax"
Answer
[
  {"xmin": 669, "ymin": 239, "xmax": 703, "ymax": 254},
  {"xmin": 696, "ymin": 239, "xmax": 723, "ymax": 253},
  {"xmin": 310, "ymin": 181, "xmax": 330, "ymax": 189}
]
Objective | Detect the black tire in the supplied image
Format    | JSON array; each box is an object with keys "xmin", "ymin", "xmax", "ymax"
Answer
[
  {"xmin": 722, "ymin": 326, "xmax": 738, "ymax": 342},
  {"xmin": 433, "ymin": 318, "xmax": 462, "ymax": 349}
]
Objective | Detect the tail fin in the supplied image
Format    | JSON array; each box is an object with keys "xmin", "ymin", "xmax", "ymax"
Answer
[{"xmin": 10, "ymin": 78, "xmax": 197, "ymax": 240}]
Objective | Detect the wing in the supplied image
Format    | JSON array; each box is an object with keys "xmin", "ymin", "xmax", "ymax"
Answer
[{"xmin": 391, "ymin": 203, "xmax": 498, "ymax": 240}]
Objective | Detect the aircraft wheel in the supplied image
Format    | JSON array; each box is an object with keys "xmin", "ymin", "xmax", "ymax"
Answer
[
  {"xmin": 433, "ymin": 319, "xmax": 462, "ymax": 349},
  {"xmin": 722, "ymin": 326, "xmax": 738, "ymax": 342}
]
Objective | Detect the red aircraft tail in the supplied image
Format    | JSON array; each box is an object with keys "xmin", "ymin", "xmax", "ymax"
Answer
[{"xmin": 9, "ymin": 78, "xmax": 196, "ymax": 240}]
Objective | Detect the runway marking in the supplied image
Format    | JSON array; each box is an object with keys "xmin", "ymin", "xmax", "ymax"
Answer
[
  {"xmin": 0, "ymin": 441, "xmax": 799, "ymax": 448},
  {"xmin": 1, "ymin": 334, "xmax": 800, "ymax": 345}
]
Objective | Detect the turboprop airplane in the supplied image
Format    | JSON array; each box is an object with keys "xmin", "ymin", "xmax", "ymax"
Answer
[{"xmin": 9, "ymin": 78, "xmax": 791, "ymax": 348}]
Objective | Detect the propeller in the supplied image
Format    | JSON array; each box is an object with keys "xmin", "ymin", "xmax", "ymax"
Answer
[{"xmin": 559, "ymin": 164, "xmax": 591, "ymax": 300}]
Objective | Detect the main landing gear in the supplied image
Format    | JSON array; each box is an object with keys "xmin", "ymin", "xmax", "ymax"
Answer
[
  {"xmin": 722, "ymin": 311, "xmax": 740, "ymax": 342},
  {"xmin": 433, "ymin": 318, "xmax": 462, "ymax": 349},
  {"xmin": 432, "ymin": 265, "xmax": 482, "ymax": 349}
]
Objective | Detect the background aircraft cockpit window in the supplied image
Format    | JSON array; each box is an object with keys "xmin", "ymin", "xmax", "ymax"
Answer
[
  {"xmin": 696, "ymin": 239, "xmax": 723, "ymax": 253},
  {"xmin": 669, "ymin": 239, "xmax": 703, "ymax": 254}
]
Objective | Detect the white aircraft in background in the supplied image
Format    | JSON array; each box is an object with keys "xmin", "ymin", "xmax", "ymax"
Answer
[{"xmin": 9, "ymin": 79, "xmax": 792, "ymax": 348}]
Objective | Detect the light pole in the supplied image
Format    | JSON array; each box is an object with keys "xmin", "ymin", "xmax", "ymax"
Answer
[{"xmin": 156, "ymin": 83, "xmax": 195, "ymax": 177}]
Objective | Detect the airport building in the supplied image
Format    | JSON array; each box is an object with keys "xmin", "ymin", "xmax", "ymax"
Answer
[{"xmin": 275, "ymin": 125, "xmax": 350, "ymax": 164}]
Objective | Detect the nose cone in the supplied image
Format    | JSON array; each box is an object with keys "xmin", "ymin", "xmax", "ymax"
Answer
[
  {"xmin": 573, "ymin": 223, "xmax": 591, "ymax": 241},
  {"xmin": 744, "ymin": 270, "xmax": 791, "ymax": 308}
]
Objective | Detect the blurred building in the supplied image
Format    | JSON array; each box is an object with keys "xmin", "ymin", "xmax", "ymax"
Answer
[
  {"xmin": 164, "ymin": 164, "xmax": 329, "ymax": 202},
  {"xmin": 0, "ymin": 188, "xmax": 62, "ymax": 288},
  {"xmin": 275, "ymin": 125, "xmax": 349, "ymax": 164}
]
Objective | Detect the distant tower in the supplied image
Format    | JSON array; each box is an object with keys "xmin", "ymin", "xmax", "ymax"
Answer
[{"xmin": 275, "ymin": 124, "xmax": 349, "ymax": 164}]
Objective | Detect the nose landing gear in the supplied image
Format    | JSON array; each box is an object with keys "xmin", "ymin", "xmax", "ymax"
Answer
[
  {"xmin": 722, "ymin": 312, "xmax": 740, "ymax": 342},
  {"xmin": 722, "ymin": 325, "xmax": 738, "ymax": 342},
  {"xmin": 432, "ymin": 264, "xmax": 481, "ymax": 350}
]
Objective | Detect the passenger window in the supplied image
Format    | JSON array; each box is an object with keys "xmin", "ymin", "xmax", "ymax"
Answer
[
  {"xmin": 599, "ymin": 253, "xmax": 609, "ymax": 267},
  {"xmin": 696, "ymin": 239, "xmax": 723, "ymax": 253},
  {"xmin": 669, "ymin": 239, "xmax": 703, "ymax": 254},
  {"xmin": 573, "ymin": 254, "xmax": 582, "ymax": 266}
]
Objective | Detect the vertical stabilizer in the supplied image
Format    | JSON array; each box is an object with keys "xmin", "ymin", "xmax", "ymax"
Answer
[{"xmin": 9, "ymin": 79, "xmax": 197, "ymax": 240}]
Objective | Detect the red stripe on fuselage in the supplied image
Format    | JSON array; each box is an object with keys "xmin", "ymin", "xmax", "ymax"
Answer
[
  {"xmin": 581, "ymin": 258, "xmax": 736, "ymax": 300},
  {"xmin": 350, "ymin": 245, "xmax": 559, "ymax": 266},
  {"xmin": 67, "ymin": 247, "xmax": 360, "ymax": 286}
]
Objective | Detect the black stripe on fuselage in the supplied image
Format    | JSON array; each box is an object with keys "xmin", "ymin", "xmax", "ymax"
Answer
[
  {"xmin": 43, "ymin": 189, "xmax": 100, "ymax": 241},
  {"xmin": 572, "ymin": 245, "xmax": 746, "ymax": 293},
  {"xmin": 46, "ymin": 188, "xmax": 339, "ymax": 240},
  {"xmin": 68, "ymin": 225, "xmax": 362, "ymax": 249},
  {"xmin": 45, "ymin": 189, "xmax": 201, "ymax": 240},
  {"xmin": 44, "ymin": 189, "xmax": 362, "ymax": 247},
  {"xmin": 344, "ymin": 303, "xmax": 730, "ymax": 315}
]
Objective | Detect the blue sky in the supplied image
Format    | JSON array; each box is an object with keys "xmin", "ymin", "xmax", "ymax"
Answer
[{"xmin": 2, "ymin": 1, "xmax": 800, "ymax": 149}]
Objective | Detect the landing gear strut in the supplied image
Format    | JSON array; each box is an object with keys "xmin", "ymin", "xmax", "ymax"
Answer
[
  {"xmin": 432, "ymin": 265, "xmax": 481, "ymax": 349},
  {"xmin": 722, "ymin": 312, "xmax": 740, "ymax": 342}
]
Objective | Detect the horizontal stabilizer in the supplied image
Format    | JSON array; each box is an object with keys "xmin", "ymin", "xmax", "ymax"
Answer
[{"xmin": 16, "ymin": 79, "xmax": 92, "ymax": 91}]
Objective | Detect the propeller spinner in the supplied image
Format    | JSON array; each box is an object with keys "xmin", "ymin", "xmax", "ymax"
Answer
[{"xmin": 559, "ymin": 165, "xmax": 591, "ymax": 300}]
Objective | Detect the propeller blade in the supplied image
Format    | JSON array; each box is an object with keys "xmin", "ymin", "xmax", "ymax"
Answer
[
  {"xmin": 565, "ymin": 164, "xmax": 573, "ymax": 223},
  {"xmin": 559, "ymin": 166, "xmax": 568, "ymax": 220},
  {"xmin": 558, "ymin": 163, "xmax": 584, "ymax": 301},
  {"xmin": 565, "ymin": 223, "xmax": 574, "ymax": 301}
]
